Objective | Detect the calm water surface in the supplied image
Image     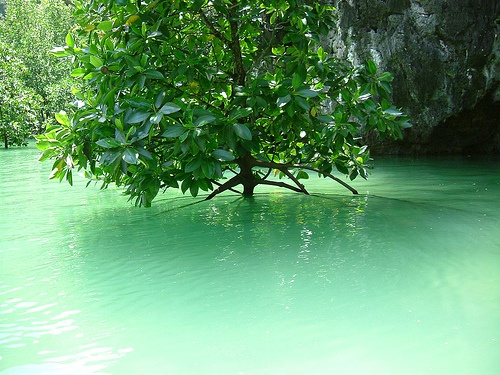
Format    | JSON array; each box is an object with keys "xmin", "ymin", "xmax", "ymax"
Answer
[{"xmin": 0, "ymin": 146, "xmax": 499, "ymax": 374}]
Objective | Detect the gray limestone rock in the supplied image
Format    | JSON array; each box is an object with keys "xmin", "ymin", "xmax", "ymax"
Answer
[{"xmin": 328, "ymin": 0, "xmax": 500, "ymax": 154}]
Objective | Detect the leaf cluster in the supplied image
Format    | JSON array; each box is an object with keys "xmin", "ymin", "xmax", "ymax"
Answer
[{"xmin": 38, "ymin": 0, "xmax": 410, "ymax": 205}]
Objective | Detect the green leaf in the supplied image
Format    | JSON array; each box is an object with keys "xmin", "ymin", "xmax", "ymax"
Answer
[
  {"xmin": 335, "ymin": 162, "xmax": 349, "ymax": 175},
  {"xmin": 71, "ymin": 68, "xmax": 87, "ymax": 77},
  {"xmin": 101, "ymin": 87, "xmax": 118, "ymax": 107},
  {"xmin": 277, "ymin": 94, "xmax": 291, "ymax": 107},
  {"xmin": 365, "ymin": 60, "xmax": 377, "ymax": 75},
  {"xmin": 297, "ymin": 170, "xmax": 309, "ymax": 180},
  {"xmin": 297, "ymin": 89, "xmax": 319, "ymax": 98},
  {"xmin": 150, "ymin": 112, "xmax": 163, "ymax": 124},
  {"xmin": 97, "ymin": 21, "xmax": 114, "ymax": 31},
  {"xmin": 162, "ymin": 124, "xmax": 185, "ymax": 138},
  {"xmin": 255, "ymin": 96, "xmax": 267, "ymax": 108},
  {"xmin": 229, "ymin": 107, "xmax": 252, "ymax": 120},
  {"xmin": 212, "ymin": 149, "xmax": 235, "ymax": 161},
  {"xmin": 194, "ymin": 115, "xmax": 216, "ymax": 126},
  {"xmin": 36, "ymin": 139, "xmax": 51, "ymax": 152},
  {"xmin": 201, "ymin": 161, "xmax": 215, "ymax": 178},
  {"xmin": 38, "ymin": 149, "xmax": 54, "ymax": 162},
  {"xmin": 99, "ymin": 151, "xmax": 120, "ymax": 166},
  {"xmin": 55, "ymin": 111, "xmax": 70, "ymax": 126},
  {"xmin": 137, "ymin": 122, "xmax": 153, "ymax": 140},
  {"xmin": 144, "ymin": 70, "xmax": 165, "ymax": 80},
  {"xmin": 185, "ymin": 158, "xmax": 202, "ymax": 173},
  {"xmin": 292, "ymin": 73, "xmax": 302, "ymax": 90},
  {"xmin": 155, "ymin": 91, "xmax": 166, "ymax": 108},
  {"xmin": 126, "ymin": 111, "xmax": 151, "ymax": 124},
  {"xmin": 65, "ymin": 33, "xmax": 74, "ymax": 48},
  {"xmin": 90, "ymin": 55, "xmax": 103, "ymax": 68},
  {"xmin": 364, "ymin": 99, "xmax": 377, "ymax": 111},
  {"xmin": 181, "ymin": 178, "xmax": 191, "ymax": 194},
  {"xmin": 379, "ymin": 72, "xmax": 394, "ymax": 82},
  {"xmin": 294, "ymin": 96, "xmax": 310, "ymax": 111},
  {"xmin": 316, "ymin": 115, "xmax": 333, "ymax": 123},
  {"xmin": 127, "ymin": 98, "xmax": 152, "ymax": 110},
  {"xmin": 191, "ymin": 0, "xmax": 204, "ymax": 12},
  {"xmin": 159, "ymin": 102, "xmax": 181, "ymax": 115},
  {"xmin": 96, "ymin": 138, "xmax": 120, "ymax": 149},
  {"xmin": 349, "ymin": 169, "xmax": 359, "ymax": 181},
  {"xmin": 190, "ymin": 183, "xmax": 199, "ymax": 197},
  {"xmin": 66, "ymin": 170, "xmax": 73, "ymax": 186},
  {"xmin": 233, "ymin": 123, "xmax": 252, "ymax": 141},
  {"xmin": 137, "ymin": 147, "xmax": 153, "ymax": 160},
  {"xmin": 115, "ymin": 129, "xmax": 126, "ymax": 144},
  {"xmin": 122, "ymin": 149, "xmax": 139, "ymax": 164},
  {"xmin": 272, "ymin": 46, "xmax": 285, "ymax": 55},
  {"xmin": 83, "ymin": 71, "xmax": 99, "ymax": 80},
  {"xmin": 317, "ymin": 46, "xmax": 327, "ymax": 61}
]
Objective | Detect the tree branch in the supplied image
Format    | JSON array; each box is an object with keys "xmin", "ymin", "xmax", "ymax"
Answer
[
  {"xmin": 205, "ymin": 175, "xmax": 241, "ymax": 200},
  {"xmin": 210, "ymin": 179, "xmax": 242, "ymax": 195},
  {"xmin": 252, "ymin": 158, "xmax": 359, "ymax": 194},
  {"xmin": 199, "ymin": 10, "xmax": 230, "ymax": 44},
  {"xmin": 275, "ymin": 168, "xmax": 309, "ymax": 195},
  {"xmin": 294, "ymin": 165, "xmax": 359, "ymax": 195},
  {"xmin": 257, "ymin": 179, "xmax": 306, "ymax": 194},
  {"xmin": 261, "ymin": 168, "xmax": 272, "ymax": 180},
  {"xmin": 228, "ymin": 4, "xmax": 245, "ymax": 85}
]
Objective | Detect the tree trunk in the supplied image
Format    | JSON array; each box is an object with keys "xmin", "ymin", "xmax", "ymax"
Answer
[
  {"xmin": 4, "ymin": 135, "xmax": 8, "ymax": 149},
  {"xmin": 242, "ymin": 181, "xmax": 256, "ymax": 197},
  {"xmin": 237, "ymin": 154, "xmax": 258, "ymax": 197}
]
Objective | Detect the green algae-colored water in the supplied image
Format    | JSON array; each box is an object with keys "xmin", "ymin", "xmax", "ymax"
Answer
[{"xmin": 1, "ymin": 146, "xmax": 499, "ymax": 374}]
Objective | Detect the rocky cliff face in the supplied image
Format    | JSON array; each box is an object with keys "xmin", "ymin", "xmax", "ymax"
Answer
[{"xmin": 328, "ymin": 0, "xmax": 500, "ymax": 154}]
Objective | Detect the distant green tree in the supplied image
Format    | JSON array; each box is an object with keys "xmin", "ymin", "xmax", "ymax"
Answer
[
  {"xmin": 0, "ymin": 42, "xmax": 42, "ymax": 148},
  {"xmin": 0, "ymin": 0, "xmax": 74, "ymax": 147},
  {"xmin": 37, "ymin": 0, "xmax": 410, "ymax": 205}
]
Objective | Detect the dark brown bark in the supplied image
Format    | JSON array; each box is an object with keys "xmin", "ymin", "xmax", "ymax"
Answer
[
  {"xmin": 237, "ymin": 154, "xmax": 258, "ymax": 197},
  {"xmin": 228, "ymin": 2, "xmax": 246, "ymax": 86},
  {"xmin": 205, "ymin": 175, "xmax": 241, "ymax": 200}
]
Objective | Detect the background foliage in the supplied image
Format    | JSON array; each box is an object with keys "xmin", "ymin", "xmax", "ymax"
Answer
[{"xmin": 0, "ymin": 0, "xmax": 74, "ymax": 148}]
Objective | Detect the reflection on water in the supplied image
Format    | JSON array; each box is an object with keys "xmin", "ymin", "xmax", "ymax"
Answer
[{"xmin": 0, "ymin": 148, "xmax": 499, "ymax": 374}]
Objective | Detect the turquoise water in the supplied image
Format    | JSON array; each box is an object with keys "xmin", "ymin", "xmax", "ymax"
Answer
[{"xmin": 0, "ymin": 146, "xmax": 499, "ymax": 374}]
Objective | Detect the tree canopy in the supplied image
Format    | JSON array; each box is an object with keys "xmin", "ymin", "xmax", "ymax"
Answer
[
  {"xmin": 0, "ymin": 0, "xmax": 74, "ymax": 148},
  {"xmin": 37, "ymin": 0, "xmax": 410, "ymax": 206},
  {"xmin": 0, "ymin": 41, "xmax": 42, "ymax": 148}
]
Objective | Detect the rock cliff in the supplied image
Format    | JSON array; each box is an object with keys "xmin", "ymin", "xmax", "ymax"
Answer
[{"xmin": 328, "ymin": 0, "xmax": 500, "ymax": 154}]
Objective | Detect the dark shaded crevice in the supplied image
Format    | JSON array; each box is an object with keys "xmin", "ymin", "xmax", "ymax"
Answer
[{"xmin": 425, "ymin": 89, "xmax": 500, "ymax": 155}]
